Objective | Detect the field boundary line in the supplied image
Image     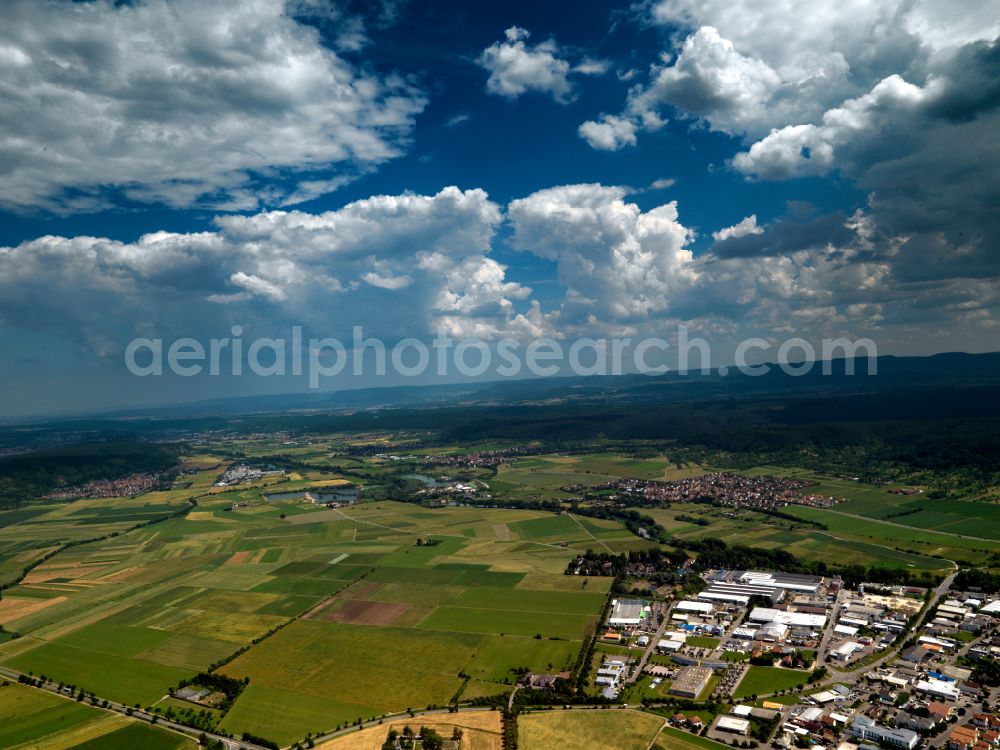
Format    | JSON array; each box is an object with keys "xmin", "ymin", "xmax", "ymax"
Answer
[
  {"xmin": 328, "ymin": 506, "xmax": 591, "ymax": 552},
  {"xmin": 567, "ymin": 513, "xmax": 614, "ymax": 554},
  {"xmin": 814, "ymin": 507, "xmax": 997, "ymax": 543}
]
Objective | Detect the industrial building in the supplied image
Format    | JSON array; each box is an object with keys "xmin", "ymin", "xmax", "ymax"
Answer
[
  {"xmin": 669, "ymin": 666, "xmax": 713, "ymax": 698},
  {"xmin": 739, "ymin": 570, "xmax": 824, "ymax": 594},
  {"xmin": 749, "ymin": 607, "xmax": 828, "ymax": 629},
  {"xmin": 607, "ymin": 598, "xmax": 648, "ymax": 627},
  {"xmin": 697, "ymin": 588, "xmax": 751, "ymax": 606},
  {"xmin": 850, "ymin": 717, "xmax": 919, "ymax": 750},
  {"xmin": 595, "ymin": 657, "xmax": 628, "ymax": 698},
  {"xmin": 717, "ymin": 716, "xmax": 751, "ymax": 735},
  {"xmin": 915, "ymin": 678, "xmax": 961, "ymax": 701},
  {"xmin": 831, "ymin": 641, "xmax": 864, "ymax": 661},
  {"xmin": 757, "ymin": 622, "xmax": 789, "ymax": 642},
  {"xmin": 657, "ymin": 635, "xmax": 684, "ymax": 653},
  {"xmin": 671, "ymin": 654, "xmax": 729, "ymax": 671},
  {"xmin": 697, "ymin": 570, "xmax": 825, "ymax": 607}
]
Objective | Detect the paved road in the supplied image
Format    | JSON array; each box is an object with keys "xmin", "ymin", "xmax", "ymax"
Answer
[
  {"xmin": 816, "ymin": 586, "xmax": 846, "ymax": 667},
  {"xmin": 626, "ymin": 603, "xmax": 672, "ymax": 684},
  {"xmin": 0, "ymin": 665, "xmax": 266, "ymax": 750}
]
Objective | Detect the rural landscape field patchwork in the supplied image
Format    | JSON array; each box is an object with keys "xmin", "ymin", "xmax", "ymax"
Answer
[
  {"xmin": 2, "ymin": 420, "xmax": 999, "ymax": 750},
  {"xmin": 2, "ymin": 0, "xmax": 999, "ymax": 747}
]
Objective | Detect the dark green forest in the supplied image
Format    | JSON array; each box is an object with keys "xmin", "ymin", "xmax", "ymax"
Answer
[{"xmin": 0, "ymin": 441, "xmax": 180, "ymax": 508}]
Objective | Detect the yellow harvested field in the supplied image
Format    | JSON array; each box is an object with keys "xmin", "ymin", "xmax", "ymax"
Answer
[
  {"xmin": 16, "ymin": 713, "xmax": 131, "ymax": 750},
  {"xmin": 491, "ymin": 523, "xmax": 511, "ymax": 540},
  {"xmin": 316, "ymin": 711, "xmax": 502, "ymax": 750},
  {"xmin": 91, "ymin": 566, "xmax": 145, "ymax": 583},
  {"xmin": 186, "ymin": 511, "xmax": 217, "ymax": 521},
  {"xmin": 23, "ymin": 563, "xmax": 109, "ymax": 584},
  {"xmin": 519, "ymin": 709, "xmax": 665, "ymax": 750},
  {"xmin": 0, "ymin": 596, "xmax": 66, "ymax": 626}
]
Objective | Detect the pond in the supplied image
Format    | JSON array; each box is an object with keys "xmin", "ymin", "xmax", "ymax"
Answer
[
  {"xmin": 264, "ymin": 485, "xmax": 360, "ymax": 503},
  {"xmin": 400, "ymin": 473, "xmax": 449, "ymax": 488}
]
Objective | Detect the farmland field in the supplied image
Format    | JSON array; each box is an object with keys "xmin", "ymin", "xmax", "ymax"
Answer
[
  {"xmin": 315, "ymin": 710, "xmax": 503, "ymax": 750},
  {"xmin": 0, "ymin": 682, "xmax": 195, "ymax": 749},
  {"xmin": 2, "ymin": 435, "xmax": 998, "ymax": 749},
  {"xmin": 0, "ymin": 449, "xmax": 625, "ymax": 748},
  {"xmin": 416, "ymin": 606, "xmax": 596, "ymax": 639},
  {"xmin": 635, "ymin": 503, "xmax": 969, "ymax": 572},
  {"xmin": 518, "ymin": 708, "xmax": 666, "ymax": 750},
  {"xmin": 655, "ymin": 725, "xmax": 735, "ymax": 750}
]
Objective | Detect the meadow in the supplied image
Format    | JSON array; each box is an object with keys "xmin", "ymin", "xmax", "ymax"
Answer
[
  {"xmin": 733, "ymin": 666, "xmax": 809, "ymax": 699},
  {"xmin": 0, "ymin": 682, "xmax": 194, "ymax": 749},
  {"xmin": 635, "ymin": 503, "xmax": 969, "ymax": 572},
  {"xmin": 489, "ymin": 452, "xmax": 706, "ymax": 503},
  {"xmin": 518, "ymin": 708, "xmax": 666, "ymax": 750}
]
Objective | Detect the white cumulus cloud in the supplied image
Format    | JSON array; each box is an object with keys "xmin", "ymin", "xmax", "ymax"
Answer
[
  {"xmin": 577, "ymin": 115, "xmax": 638, "ymax": 150},
  {"xmin": 712, "ymin": 215, "xmax": 763, "ymax": 241},
  {"xmin": 508, "ymin": 184, "xmax": 697, "ymax": 324},
  {"xmin": 582, "ymin": 0, "xmax": 1000, "ymax": 149},
  {"xmin": 479, "ymin": 26, "xmax": 607, "ymax": 104},
  {"xmin": 0, "ymin": 187, "xmax": 541, "ymax": 349},
  {"xmin": 0, "ymin": 0, "xmax": 427, "ymax": 212},
  {"xmin": 628, "ymin": 26, "xmax": 782, "ymax": 135},
  {"xmin": 733, "ymin": 74, "xmax": 930, "ymax": 179}
]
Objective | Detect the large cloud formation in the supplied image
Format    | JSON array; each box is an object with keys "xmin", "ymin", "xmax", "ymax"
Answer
[
  {"xmin": 1, "ymin": 182, "xmax": 996, "ymax": 370},
  {"xmin": 575, "ymin": 0, "xmax": 1000, "ymax": 345},
  {"xmin": 508, "ymin": 184, "xmax": 696, "ymax": 324},
  {"xmin": 582, "ymin": 0, "xmax": 1000, "ymax": 143},
  {"xmin": 0, "ymin": 187, "xmax": 542, "ymax": 355},
  {"xmin": 0, "ymin": 0, "xmax": 426, "ymax": 212}
]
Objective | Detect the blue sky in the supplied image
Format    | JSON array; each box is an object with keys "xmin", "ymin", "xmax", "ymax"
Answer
[{"xmin": 0, "ymin": 0, "xmax": 998, "ymax": 416}]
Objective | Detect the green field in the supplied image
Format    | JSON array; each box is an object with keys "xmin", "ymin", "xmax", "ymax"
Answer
[
  {"xmin": 0, "ymin": 682, "xmax": 194, "ymax": 749},
  {"xmin": 449, "ymin": 586, "xmax": 607, "ymax": 614},
  {"xmin": 656, "ymin": 725, "xmax": 734, "ymax": 750},
  {"xmin": 636, "ymin": 503, "xmax": 963, "ymax": 571},
  {"xmin": 0, "ymin": 461, "xmax": 582, "ymax": 746},
  {"xmin": 686, "ymin": 636, "xmax": 720, "ymax": 649},
  {"xmin": 68, "ymin": 723, "xmax": 194, "ymax": 750},
  {"xmin": 217, "ymin": 620, "xmax": 477, "ymax": 742},
  {"xmin": 219, "ymin": 684, "xmax": 373, "ymax": 745},
  {"xmin": 733, "ymin": 666, "xmax": 809, "ymax": 699},
  {"xmin": 5, "ymin": 641, "xmax": 191, "ymax": 706},
  {"xmin": 416, "ymin": 605, "xmax": 595, "ymax": 639}
]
